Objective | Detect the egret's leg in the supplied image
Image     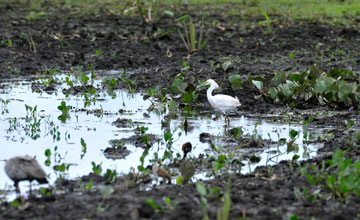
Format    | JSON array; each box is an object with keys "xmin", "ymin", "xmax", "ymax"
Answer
[{"xmin": 224, "ymin": 115, "xmax": 230, "ymax": 125}]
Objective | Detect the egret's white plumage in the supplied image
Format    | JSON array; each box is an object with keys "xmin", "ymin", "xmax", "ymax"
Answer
[
  {"xmin": 5, "ymin": 155, "xmax": 48, "ymax": 196},
  {"xmin": 204, "ymin": 79, "xmax": 241, "ymax": 124}
]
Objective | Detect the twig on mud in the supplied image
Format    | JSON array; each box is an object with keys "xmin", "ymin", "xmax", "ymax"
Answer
[{"xmin": 28, "ymin": 32, "xmax": 36, "ymax": 54}]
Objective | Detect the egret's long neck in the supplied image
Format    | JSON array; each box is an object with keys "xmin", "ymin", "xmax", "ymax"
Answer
[{"xmin": 207, "ymin": 84, "xmax": 216, "ymax": 99}]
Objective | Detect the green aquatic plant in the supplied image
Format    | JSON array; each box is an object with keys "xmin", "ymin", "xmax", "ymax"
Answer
[
  {"xmin": 252, "ymin": 66, "xmax": 360, "ymax": 108},
  {"xmin": 104, "ymin": 169, "xmax": 117, "ymax": 183},
  {"xmin": 92, "ymin": 161, "xmax": 103, "ymax": 175},
  {"xmin": 170, "ymin": 72, "xmax": 199, "ymax": 105},
  {"xmin": 228, "ymin": 74, "xmax": 242, "ymax": 91},
  {"xmin": 300, "ymin": 148, "xmax": 360, "ymax": 203},
  {"xmin": 175, "ymin": 15, "xmax": 209, "ymax": 54},
  {"xmin": 120, "ymin": 71, "xmax": 136, "ymax": 90}
]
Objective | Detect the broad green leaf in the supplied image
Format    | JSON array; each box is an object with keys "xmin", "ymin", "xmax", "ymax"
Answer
[
  {"xmin": 314, "ymin": 80, "xmax": 326, "ymax": 94},
  {"xmin": 176, "ymin": 176, "xmax": 184, "ymax": 185},
  {"xmin": 252, "ymin": 80, "xmax": 263, "ymax": 91},
  {"xmin": 148, "ymin": 88, "xmax": 155, "ymax": 97},
  {"xmin": 290, "ymin": 129, "xmax": 298, "ymax": 139},
  {"xmin": 229, "ymin": 74, "xmax": 241, "ymax": 84},
  {"xmin": 268, "ymin": 87, "xmax": 277, "ymax": 100},
  {"xmin": 279, "ymin": 84, "xmax": 291, "ymax": 98},
  {"xmin": 183, "ymin": 93, "xmax": 192, "ymax": 103},
  {"xmin": 229, "ymin": 74, "xmax": 242, "ymax": 90},
  {"xmin": 196, "ymin": 181, "xmax": 207, "ymax": 196},
  {"xmin": 222, "ymin": 60, "xmax": 232, "ymax": 72},
  {"xmin": 322, "ymin": 76, "xmax": 336, "ymax": 87}
]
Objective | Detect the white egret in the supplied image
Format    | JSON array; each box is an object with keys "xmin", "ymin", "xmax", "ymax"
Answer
[
  {"xmin": 5, "ymin": 155, "xmax": 48, "ymax": 196},
  {"xmin": 203, "ymin": 79, "xmax": 241, "ymax": 124}
]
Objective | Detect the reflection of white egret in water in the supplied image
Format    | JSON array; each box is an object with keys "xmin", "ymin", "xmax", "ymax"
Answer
[
  {"xmin": 5, "ymin": 155, "xmax": 48, "ymax": 197},
  {"xmin": 201, "ymin": 79, "xmax": 241, "ymax": 125}
]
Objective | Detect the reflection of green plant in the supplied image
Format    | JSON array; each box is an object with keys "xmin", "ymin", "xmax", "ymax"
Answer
[
  {"xmin": 175, "ymin": 15, "xmax": 209, "ymax": 54},
  {"xmin": 46, "ymin": 146, "xmax": 72, "ymax": 180},
  {"xmin": 80, "ymin": 138, "xmax": 87, "ymax": 159},
  {"xmin": 300, "ymin": 148, "xmax": 360, "ymax": 203},
  {"xmin": 252, "ymin": 67, "xmax": 360, "ymax": 108},
  {"xmin": 25, "ymin": 104, "xmax": 41, "ymax": 139},
  {"xmin": 1, "ymin": 98, "xmax": 9, "ymax": 114},
  {"xmin": 57, "ymin": 101, "xmax": 71, "ymax": 122}
]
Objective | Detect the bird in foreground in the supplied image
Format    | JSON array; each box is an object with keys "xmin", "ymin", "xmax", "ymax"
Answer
[
  {"xmin": 203, "ymin": 79, "xmax": 241, "ymax": 125},
  {"xmin": 182, "ymin": 142, "xmax": 192, "ymax": 159},
  {"xmin": 152, "ymin": 160, "xmax": 171, "ymax": 184},
  {"xmin": 4, "ymin": 155, "xmax": 48, "ymax": 197}
]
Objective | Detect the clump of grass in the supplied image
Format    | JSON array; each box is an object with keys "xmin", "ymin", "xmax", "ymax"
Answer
[
  {"xmin": 137, "ymin": 0, "xmax": 173, "ymax": 25},
  {"xmin": 175, "ymin": 15, "xmax": 209, "ymax": 54}
]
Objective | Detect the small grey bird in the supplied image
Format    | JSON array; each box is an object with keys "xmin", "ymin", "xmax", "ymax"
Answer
[{"xmin": 4, "ymin": 155, "xmax": 48, "ymax": 196}]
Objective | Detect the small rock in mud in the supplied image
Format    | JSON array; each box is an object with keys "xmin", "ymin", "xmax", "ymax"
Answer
[
  {"xmin": 112, "ymin": 118, "xmax": 133, "ymax": 128},
  {"xmin": 110, "ymin": 134, "xmax": 160, "ymax": 149},
  {"xmin": 103, "ymin": 145, "xmax": 131, "ymax": 159},
  {"xmin": 112, "ymin": 118, "xmax": 145, "ymax": 128}
]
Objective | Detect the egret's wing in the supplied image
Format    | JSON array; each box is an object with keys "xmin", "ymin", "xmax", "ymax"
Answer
[{"xmin": 213, "ymin": 95, "xmax": 241, "ymax": 107}]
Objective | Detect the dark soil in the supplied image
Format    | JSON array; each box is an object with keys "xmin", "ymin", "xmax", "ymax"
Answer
[{"xmin": 1, "ymin": 1, "xmax": 360, "ymax": 220}]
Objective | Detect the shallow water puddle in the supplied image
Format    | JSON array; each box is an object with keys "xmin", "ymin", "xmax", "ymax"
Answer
[{"xmin": 0, "ymin": 74, "xmax": 324, "ymax": 200}]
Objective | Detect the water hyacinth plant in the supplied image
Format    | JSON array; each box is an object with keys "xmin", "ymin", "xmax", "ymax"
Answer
[{"xmin": 251, "ymin": 66, "xmax": 360, "ymax": 108}]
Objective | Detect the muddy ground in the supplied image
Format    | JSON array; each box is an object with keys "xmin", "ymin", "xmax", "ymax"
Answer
[{"xmin": 1, "ymin": 1, "xmax": 360, "ymax": 220}]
